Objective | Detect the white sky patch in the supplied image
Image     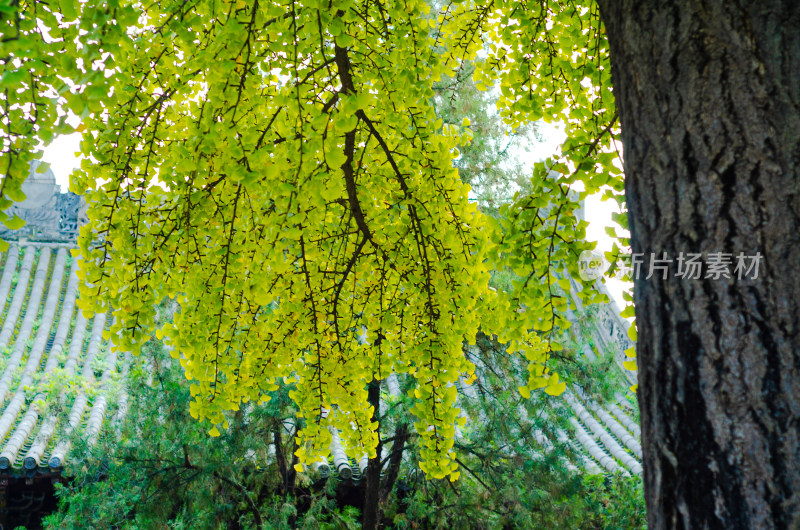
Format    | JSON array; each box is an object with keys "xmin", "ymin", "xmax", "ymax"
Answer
[
  {"xmin": 585, "ymin": 193, "xmax": 631, "ymax": 310},
  {"xmin": 41, "ymin": 133, "xmax": 82, "ymax": 193}
]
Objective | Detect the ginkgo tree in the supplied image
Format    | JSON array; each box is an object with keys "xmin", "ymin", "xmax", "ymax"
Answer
[
  {"xmin": 4, "ymin": 0, "xmax": 609, "ymax": 481},
  {"xmin": 4, "ymin": 0, "xmax": 797, "ymax": 527}
]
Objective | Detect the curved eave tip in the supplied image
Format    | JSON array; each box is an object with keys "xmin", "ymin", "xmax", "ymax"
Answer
[{"xmin": 337, "ymin": 466, "xmax": 352, "ymax": 481}]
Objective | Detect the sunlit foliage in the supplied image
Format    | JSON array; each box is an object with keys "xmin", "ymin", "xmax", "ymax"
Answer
[{"xmin": 1, "ymin": 0, "xmax": 625, "ymax": 478}]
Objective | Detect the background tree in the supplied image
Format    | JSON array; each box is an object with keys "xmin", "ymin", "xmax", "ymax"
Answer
[{"xmin": 432, "ymin": 63, "xmax": 540, "ymax": 212}]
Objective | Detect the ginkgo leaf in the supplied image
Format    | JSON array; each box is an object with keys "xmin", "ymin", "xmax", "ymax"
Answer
[
  {"xmin": 4, "ymin": 187, "xmax": 26, "ymax": 203},
  {"xmin": 545, "ymin": 381, "xmax": 567, "ymax": 396},
  {"xmin": 2, "ymin": 215, "xmax": 25, "ymax": 230}
]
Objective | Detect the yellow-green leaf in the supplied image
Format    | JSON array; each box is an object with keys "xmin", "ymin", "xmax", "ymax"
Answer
[
  {"xmin": 545, "ymin": 381, "xmax": 566, "ymax": 396},
  {"xmin": 2, "ymin": 215, "xmax": 25, "ymax": 230}
]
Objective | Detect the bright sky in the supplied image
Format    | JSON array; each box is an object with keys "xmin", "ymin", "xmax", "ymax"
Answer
[
  {"xmin": 512, "ymin": 121, "xmax": 631, "ymax": 307},
  {"xmin": 41, "ymin": 123, "xmax": 630, "ymax": 306},
  {"xmin": 41, "ymin": 133, "xmax": 82, "ymax": 194}
]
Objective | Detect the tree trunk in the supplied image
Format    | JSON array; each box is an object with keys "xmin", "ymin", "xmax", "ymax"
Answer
[
  {"xmin": 596, "ymin": 1, "xmax": 800, "ymax": 528},
  {"xmin": 380, "ymin": 424, "xmax": 409, "ymax": 505},
  {"xmin": 362, "ymin": 379, "xmax": 383, "ymax": 529}
]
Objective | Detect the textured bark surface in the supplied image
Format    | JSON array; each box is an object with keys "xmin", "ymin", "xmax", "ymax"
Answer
[
  {"xmin": 361, "ymin": 379, "xmax": 382, "ymax": 530},
  {"xmin": 596, "ymin": 1, "xmax": 800, "ymax": 528}
]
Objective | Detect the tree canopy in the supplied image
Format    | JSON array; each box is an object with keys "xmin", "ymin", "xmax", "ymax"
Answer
[{"xmin": 2, "ymin": 0, "xmax": 625, "ymax": 480}]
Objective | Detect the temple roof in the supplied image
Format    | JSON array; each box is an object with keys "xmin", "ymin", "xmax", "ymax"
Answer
[{"xmin": 0, "ymin": 243, "xmax": 124, "ymax": 475}]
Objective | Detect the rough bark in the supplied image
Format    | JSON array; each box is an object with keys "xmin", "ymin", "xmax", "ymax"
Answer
[
  {"xmin": 596, "ymin": 1, "xmax": 800, "ymax": 528},
  {"xmin": 273, "ymin": 420, "xmax": 290, "ymax": 497},
  {"xmin": 380, "ymin": 423, "xmax": 409, "ymax": 506},
  {"xmin": 362, "ymin": 379, "xmax": 383, "ymax": 529}
]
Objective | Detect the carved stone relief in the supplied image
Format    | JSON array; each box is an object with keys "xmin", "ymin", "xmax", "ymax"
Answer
[{"xmin": 0, "ymin": 162, "xmax": 83, "ymax": 242}]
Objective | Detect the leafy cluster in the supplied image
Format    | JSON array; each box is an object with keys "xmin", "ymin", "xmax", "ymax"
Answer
[
  {"xmin": 4, "ymin": 0, "xmax": 628, "ymax": 480},
  {"xmin": 44, "ymin": 313, "xmax": 645, "ymax": 529},
  {"xmin": 0, "ymin": 0, "xmax": 136, "ymax": 246}
]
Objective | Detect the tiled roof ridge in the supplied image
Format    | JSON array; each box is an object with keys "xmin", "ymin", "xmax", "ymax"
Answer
[{"xmin": 0, "ymin": 243, "xmax": 119, "ymax": 475}]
